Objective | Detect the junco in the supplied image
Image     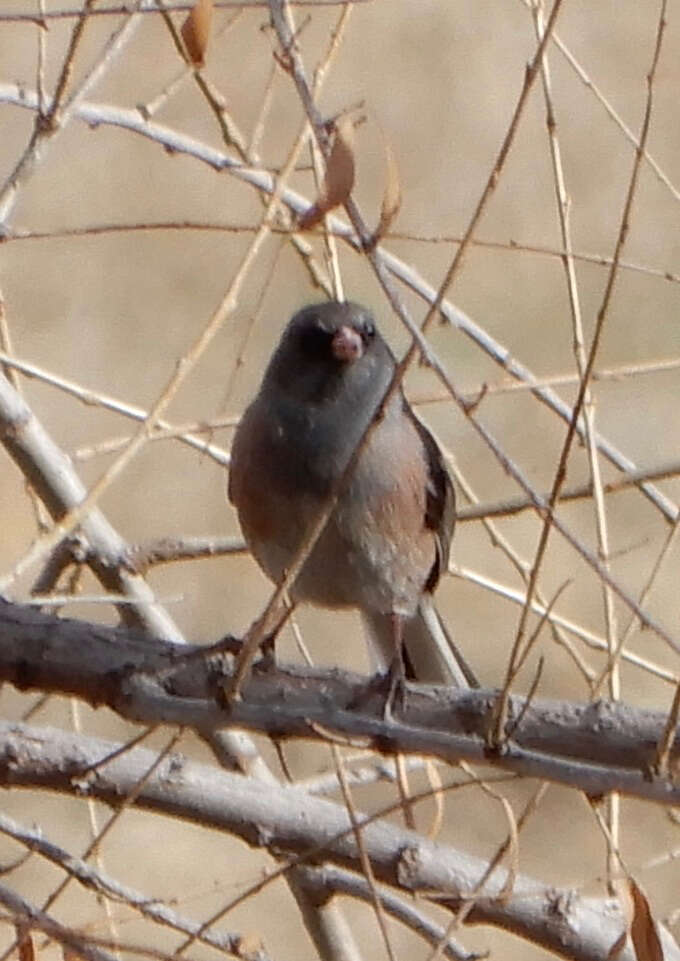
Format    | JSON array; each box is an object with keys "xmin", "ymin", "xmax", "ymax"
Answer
[{"xmin": 228, "ymin": 301, "xmax": 477, "ymax": 694}]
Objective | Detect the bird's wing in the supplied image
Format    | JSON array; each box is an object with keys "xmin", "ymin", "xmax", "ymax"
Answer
[{"xmin": 402, "ymin": 399, "xmax": 456, "ymax": 592}]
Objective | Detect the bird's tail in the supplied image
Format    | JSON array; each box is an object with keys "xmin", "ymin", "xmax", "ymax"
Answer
[{"xmin": 361, "ymin": 596, "xmax": 478, "ymax": 688}]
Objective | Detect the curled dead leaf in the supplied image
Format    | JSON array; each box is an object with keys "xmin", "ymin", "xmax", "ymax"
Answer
[
  {"xmin": 298, "ymin": 117, "xmax": 355, "ymax": 229},
  {"xmin": 629, "ymin": 880, "xmax": 664, "ymax": 961},
  {"xmin": 181, "ymin": 0, "xmax": 213, "ymax": 66},
  {"xmin": 611, "ymin": 878, "xmax": 664, "ymax": 961}
]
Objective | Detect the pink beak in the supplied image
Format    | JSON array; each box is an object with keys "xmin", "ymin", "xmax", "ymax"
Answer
[{"xmin": 331, "ymin": 325, "xmax": 364, "ymax": 362}]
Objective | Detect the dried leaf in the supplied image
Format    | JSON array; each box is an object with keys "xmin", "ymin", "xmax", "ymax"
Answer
[
  {"xmin": 612, "ymin": 878, "xmax": 665, "ymax": 961},
  {"xmin": 298, "ymin": 117, "xmax": 355, "ymax": 229},
  {"xmin": 181, "ymin": 0, "xmax": 213, "ymax": 66},
  {"xmin": 375, "ymin": 140, "xmax": 401, "ymax": 242},
  {"xmin": 321, "ymin": 117, "xmax": 355, "ymax": 209},
  {"xmin": 629, "ymin": 879, "xmax": 664, "ymax": 961}
]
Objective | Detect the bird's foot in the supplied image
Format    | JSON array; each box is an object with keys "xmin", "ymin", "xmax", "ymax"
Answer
[
  {"xmin": 346, "ymin": 664, "xmax": 405, "ymax": 721},
  {"xmin": 383, "ymin": 656, "xmax": 407, "ymax": 722},
  {"xmin": 211, "ymin": 632, "xmax": 277, "ymax": 671},
  {"xmin": 254, "ymin": 633, "xmax": 277, "ymax": 672}
]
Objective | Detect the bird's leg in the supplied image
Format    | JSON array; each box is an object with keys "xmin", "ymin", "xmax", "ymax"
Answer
[
  {"xmin": 259, "ymin": 633, "xmax": 277, "ymax": 670},
  {"xmin": 384, "ymin": 612, "xmax": 406, "ymax": 721},
  {"xmin": 255, "ymin": 597, "xmax": 295, "ymax": 672}
]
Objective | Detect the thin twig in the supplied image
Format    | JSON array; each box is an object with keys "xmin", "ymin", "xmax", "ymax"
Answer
[
  {"xmin": 454, "ymin": 565, "xmax": 677, "ymax": 685},
  {"xmin": 492, "ymin": 0, "xmax": 669, "ymax": 746},
  {"xmin": 0, "ymin": 350, "xmax": 231, "ymax": 466},
  {"xmin": 0, "ymin": 0, "xmax": 143, "ymax": 224},
  {"xmin": 532, "ymin": 0, "xmax": 622, "ymax": 883},
  {"xmin": 332, "ymin": 744, "xmax": 397, "ymax": 961},
  {"xmin": 419, "ymin": 0, "xmax": 566, "ymax": 334},
  {"xmin": 0, "ymin": 812, "xmax": 275, "ymax": 961},
  {"xmin": 448, "ymin": 457, "xmax": 596, "ymax": 685},
  {"xmin": 0, "ymin": 116, "xmax": 305, "ymax": 590},
  {"xmin": 0, "ymin": 729, "xmax": 185, "ymax": 961},
  {"xmin": 593, "ymin": 517, "xmax": 680, "ymax": 698},
  {"xmin": 456, "ymin": 456, "xmax": 680, "ymax": 523},
  {"xmin": 386, "ymin": 230, "xmax": 680, "ymax": 286},
  {"xmin": 265, "ymin": 1, "xmax": 680, "ymax": 669},
  {"xmin": 652, "ymin": 680, "xmax": 680, "ymax": 778},
  {"xmin": 2, "ymin": 83, "xmax": 676, "ymax": 528},
  {"xmin": 6, "ymin": 220, "xmax": 680, "ymax": 288},
  {"xmin": 519, "ymin": 0, "xmax": 680, "ymax": 204}
]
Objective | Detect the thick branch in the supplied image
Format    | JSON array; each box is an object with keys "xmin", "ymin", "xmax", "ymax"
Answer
[
  {"xmin": 0, "ymin": 599, "xmax": 677, "ymax": 803},
  {"xmin": 0, "ymin": 371, "xmax": 182, "ymax": 641},
  {"xmin": 0, "ymin": 720, "xmax": 663, "ymax": 961}
]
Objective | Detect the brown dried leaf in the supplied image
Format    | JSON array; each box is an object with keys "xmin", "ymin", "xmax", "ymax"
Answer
[
  {"xmin": 299, "ymin": 117, "xmax": 355, "ymax": 229},
  {"xmin": 181, "ymin": 0, "xmax": 213, "ymax": 66},
  {"xmin": 374, "ymin": 140, "xmax": 401, "ymax": 242},
  {"xmin": 629, "ymin": 879, "xmax": 664, "ymax": 961},
  {"xmin": 321, "ymin": 117, "xmax": 355, "ymax": 209},
  {"xmin": 612, "ymin": 878, "xmax": 665, "ymax": 961}
]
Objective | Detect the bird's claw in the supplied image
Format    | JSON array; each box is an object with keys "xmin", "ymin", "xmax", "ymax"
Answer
[{"xmin": 383, "ymin": 657, "xmax": 407, "ymax": 722}]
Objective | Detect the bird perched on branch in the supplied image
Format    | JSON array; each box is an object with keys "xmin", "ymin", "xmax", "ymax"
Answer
[{"xmin": 228, "ymin": 300, "xmax": 477, "ymax": 700}]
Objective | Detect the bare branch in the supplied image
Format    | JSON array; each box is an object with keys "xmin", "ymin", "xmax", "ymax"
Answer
[
  {"xmin": 3, "ymin": 720, "xmax": 679, "ymax": 961},
  {"xmin": 0, "ymin": 371, "xmax": 183, "ymax": 641},
  {"xmin": 0, "ymin": 600, "xmax": 678, "ymax": 803},
  {"xmin": 1, "ymin": 84, "xmax": 675, "ymax": 528},
  {"xmin": 0, "ymin": 883, "xmax": 123, "ymax": 961},
  {"xmin": 0, "ymin": 812, "xmax": 274, "ymax": 961}
]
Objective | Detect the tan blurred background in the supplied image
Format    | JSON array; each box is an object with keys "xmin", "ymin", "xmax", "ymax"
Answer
[{"xmin": 0, "ymin": 0, "xmax": 679, "ymax": 957}]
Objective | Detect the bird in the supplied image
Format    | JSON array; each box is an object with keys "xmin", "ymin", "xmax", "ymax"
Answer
[{"xmin": 228, "ymin": 300, "xmax": 477, "ymax": 698}]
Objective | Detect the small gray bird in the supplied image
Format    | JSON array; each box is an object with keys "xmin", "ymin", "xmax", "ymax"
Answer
[{"xmin": 228, "ymin": 301, "xmax": 477, "ymax": 690}]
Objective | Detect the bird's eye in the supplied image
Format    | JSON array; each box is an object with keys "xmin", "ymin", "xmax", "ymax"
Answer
[
  {"xmin": 298, "ymin": 323, "xmax": 331, "ymax": 358},
  {"xmin": 362, "ymin": 321, "xmax": 375, "ymax": 340}
]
